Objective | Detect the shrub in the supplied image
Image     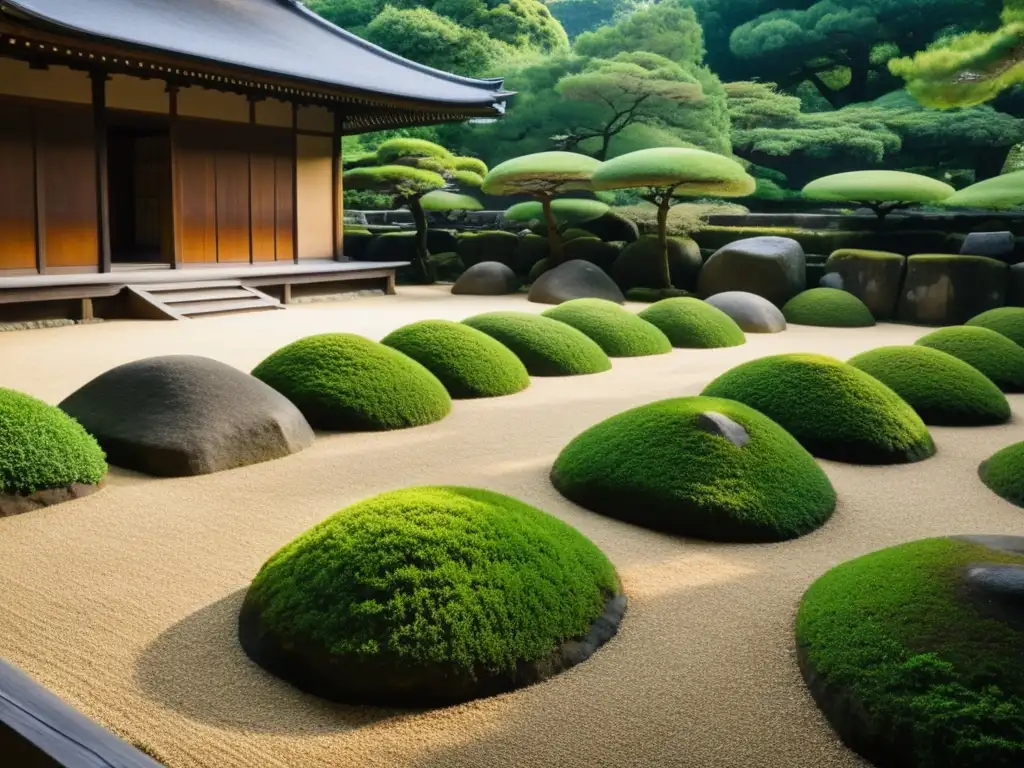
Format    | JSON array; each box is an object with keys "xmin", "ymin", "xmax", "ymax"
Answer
[
  {"xmin": 980, "ymin": 441, "xmax": 1024, "ymax": 507},
  {"xmin": 966, "ymin": 307, "xmax": 1024, "ymax": 348},
  {"xmin": 848, "ymin": 346, "xmax": 1010, "ymax": 426},
  {"xmin": 625, "ymin": 287, "xmax": 693, "ymax": 303},
  {"xmin": 238, "ymin": 486, "xmax": 623, "ymax": 706},
  {"xmin": 702, "ymin": 353, "xmax": 935, "ymax": 464},
  {"xmin": 381, "ymin": 320, "xmax": 530, "ymax": 399},
  {"xmin": 462, "ymin": 312, "xmax": 611, "ymax": 376},
  {"xmin": 610, "ymin": 235, "xmax": 703, "ymax": 291},
  {"xmin": 251, "ymin": 333, "xmax": 451, "ymax": 430},
  {"xmin": 915, "ymin": 326, "xmax": 1024, "ymax": 393},
  {"xmin": 542, "ymin": 299, "xmax": 671, "ymax": 357},
  {"xmin": 551, "ymin": 396, "xmax": 836, "ymax": 542},
  {"xmin": 456, "ymin": 230, "xmax": 521, "ymax": 269},
  {"xmin": 637, "ymin": 298, "xmax": 746, "ymax": 348},
  {"xmin": 782, "ymin": 288, "xmax": 876, "ymax": 327}
]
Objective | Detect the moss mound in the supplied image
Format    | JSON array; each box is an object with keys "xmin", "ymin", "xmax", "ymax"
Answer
[
  {"xmin": 551, "ymin": 396, "xmax": 836, "ymax": 542},
  {"xmin": 796, "ymin": 535, "xmax": 1024, "ymax": 767},
  {"xmin": 251, "ymin": 333, "xmax": 451, "ymax": 430},
  {"xmin": 238, "ymin": 486, "xmax": 624, "ymax": 707},
  {"xmin": 980, "ymin": 442, "xmax": 1024, "ymax": 507},
  {"xmin": 0, "ymin": 388, "xmax": 106, "ymax": 509},
  {"xmin": 915, "ymin": 326, "xmax": 1024, "ymax": 393},
  {"xmin": 782, "ymin": 288, "xmax": 876, "ymax": 327},
  {"xmin": 848, "ymin": 346, "xmax": 1010, "ymax": 426},
  {"xmin": 624, "ymin": 287, "xmax": 693, "ymax": 303},
  {"xmin": 541, "ymin": 299, "xmax": 671, "ymax": 357},
  {"xmin": 703, "ymin": 353, "xmax": 935, "ymax": 464},
  {"xmin": 462, "ymin": 312, "xmax": 611, "ymax": 376},
  {"xmin": 966, "ymin": 307, "xmax": 1024, "ymax": 348},
  {"xmin": 380, "ymin": 320, "xmax": 530, "ymax": 399},
  {"xmin": 637, "ymin": 297, "xmax": 746, "ymax": 348}
]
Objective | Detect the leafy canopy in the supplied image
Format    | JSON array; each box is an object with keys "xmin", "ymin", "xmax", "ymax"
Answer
[
  {"xmin": 591, "ymin": 147, "xmax": 755, "ymax": 196},
  {"xmin": 803, "ymin": 170, "xmax": 955, "ymax": 203},
  {"xmin": 482, "ymin": 151, "xmax": 602, "ymax": 196},
  {"xmin": 943, "ymin": 169, "xmax": 1024, "ymax": 208}
]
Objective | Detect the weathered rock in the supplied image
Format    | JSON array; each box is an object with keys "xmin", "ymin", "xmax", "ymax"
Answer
[
  {"xmin": 528, "ymin": 260, "xmax": 625, "ymax": 305},
  {"xmin": 961, "ymin": 231, "xmax": 1016, "ymax": 261},
  {"xmin": 696, "ymin": 411, "xmax": 750, "ymax": 447},
  {"xmin": 705, "ymin": 291, "xmax": 787, "ymax": 333},
  {"xmin": 819, "ymin": 272, "xmax": 844, "ymax": 289},
  {"xmin": 824, "ymin": 249, "xmax": 906, "ymax": 320},
  {"xmin": 610, "ymin": 235, "xmax": 703, "ymax": 291},
  {"xmin": 897, "ymin": 255, "xmax": 1007, "ymax": 326},
  {"xmin": 451, "ymin": 262, "xmax": 520, "ymax": 295},
  {"xmin": 59, "ymin": 355, "xmax": 315, "ymax": 477},
  {"xmin": 698, "ymin": 237, "xmax": 806, "ymax": 307}
]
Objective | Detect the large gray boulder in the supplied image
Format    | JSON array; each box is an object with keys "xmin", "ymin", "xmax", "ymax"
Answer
[
  {"xmin": 705, "ymin": 291, "xmax": 787, "ymax": 333},
  {"xmin": 824, "ymin": 249, "xmax": 906, "ymax": 320},
  {"xmin": 59, "ymin": 356, "xmax": 314, "ymax": 477},
  {"xmin": 697, "ymin": 237, "xmax": 806, "ymax": 307},
  {"xmin": 528, "ymin": 260, "xmax": 625, "ymax": 305},
  {"xmin": 897, "ymin": 255, "xmax": 1008, "ymax": 326},
  {"xmin": 961, "ymin": 231, "xmax": 1015, "ymax": 261},
  {"xmin": 451, "ymin": 262, "xmax": 520, "ymax": 295}
]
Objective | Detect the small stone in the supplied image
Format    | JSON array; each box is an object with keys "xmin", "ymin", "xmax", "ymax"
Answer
[
  {"xmin": 961, "ymin": 231, "xmax": 1016, "ymax": 260},
  {"xmin": 696, "ymin": 411, "xmax": 750, "ymax": 447},
  {"xmin": 819, "ymin": 272, "xmax": 844, "ymax": 290},
  {"xmin": 451, "ymin": 262, "xmax": 520, "ymax": 295}
]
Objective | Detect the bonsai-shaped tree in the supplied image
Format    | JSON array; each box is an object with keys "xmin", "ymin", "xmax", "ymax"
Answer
[
  {"xmin": 590, "ymin": 147, "xmax": 755, "ymax": 288},
  {"xmin": 802, "ymin": 170, "xmax": 955, "ymax": 220},
  {"xmin": 481, "ymin": 151, "xmax": 602, "ymax": 264},
  {"xmin": 503, "ymin": 198, "xmax": 609, "ymax": 232},
  {"xmin": 943, "ymin": 169, "xmax": 1024, "ymax": 209},
  {"xmin": 343, "ymin": 139, "xmax": 486, "ymax": 281},
  {"xmin": 421, "ymin": 190, "xmax": 485, "ymax": 224}
]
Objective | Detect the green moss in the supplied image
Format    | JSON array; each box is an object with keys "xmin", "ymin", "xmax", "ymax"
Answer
[
  {"xmin": 541, "ymin": 299, "xmax": 672, "ymax": 357},
  {"xmin": 848, "ymin": 346, "xmax": 1010, "ymax": 426},
  {"xmin": 980, "ymin": 441, "xmax": 1024, "ymax": 507},
  {"xmin": 1, "ymin": 388, "xmax": 106, "ymax": 496},
  {"xmin": 462, "ymin": 312, "xmax": 611, "ymax": 376},
  {"xmin": 504, "ymin": 199, "xmax": 609, "ymax": 226},
  {"xmin": 381, "ymin": 320, "xmax": 530, "ymax": 399},
  {"xmin": 251, "ymin": 333, "xmax": 451, "ymax": 430},
  {"xmin": 915, "ymin": 326, "xmax": 1024, "ymax": 393},
  {"xmin": 245, "ymin": 485, "xmax": 620, "ymax": 672},
  {"xmin": 796, "ymin": 536, "xmax": 1024, "ymax": 767},
  {"xmin": 551, "ymin": 396, "xmax": 836, "ymax": 542},
  {"xmin": 913, "ymin": 253, "xmax": 1006, "ymax": 265},
  {"xmin": 702, "ymin": 353, "xmax": 935, "ymax": 464},
  {"xmin": 624, "ymin": 287, "xmax": 693, "ymax": 303},
  {"xmin": 782, "ymin": 288, "xmax": 876, "ymax": 327},
  {"xmin": 827, "ymin": 248, "xmax": 905, "ymax": 263},
  {"xmin": 637, "ymin": 297, "xmax": 746, "ymax": 348},
  {"xmin": 966, "ymin": 307, "xmax": 1024, "ymax": 348},
  {"xmin": 526, "ymin": 258, "xmax": 550, "ymax": 283}
]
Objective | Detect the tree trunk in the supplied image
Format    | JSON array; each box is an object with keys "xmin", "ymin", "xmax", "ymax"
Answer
[
  {"xmin": 656, "ymin": 195, "xmax": 672, "ymax": 289},
  {"xmin": 408, "ymin": 196, "xmax": 435, "ymax": 284},
  {"xmin": 541, "ymin": 195, "xmax": 564, "ymax": 265}
]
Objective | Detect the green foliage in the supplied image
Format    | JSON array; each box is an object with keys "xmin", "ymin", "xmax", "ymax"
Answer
[
  {"xmin": 454, "ymin": 157, "xmax": 488, "ymax": 176},
  {"xmin": 637, "ymin": 297, "xmax": 746, "ymax": 348},
  {"xmin": 547, "ymin": 0, "xmax": 643, "ymax": 39},
  {"xmin": 944, "ymin": 170, "xmax": 1024, "ymax": 209},
  {"xmin": 461, "ymin": 311, "xmax": 611, "ymax": 375},
  {"xmin": 505, "ymin": 198, "xmax": 609, "ymax": 225},
  {"xmin": 782, "ymin": 288, "xmax": 877, "ymax": 328},
  {"xmin": 550, "ymin": 395, "xmax": 836, "ymax": 542},
  {"xmin": 803, "ymin": 170, "xmax": 956, "ymax": 204},
  {"xmin": 574, "ymin": 0, "xmax": 705, "ymax": 68},
  {"xmin": 848, "ymin": 345, "xmax": 1010, "ymax": 426},
  {"xmin": 381, "ymin": 320, "xmax": 531, "ymax": 399},
  {"xmin": 421, "ymin": 191, "xmax": 484, "ymax": 211},
  {"xmin": 915, "ymin": 325, "xmax": 1024, "ymax": 392},
  {"xmin": 591, "ymin": 147, "xmax": 755, "ymax": 196},
  {"xmin": 343, "ymin": 165, "xmax": 447, "ymax": 199},
  {"xmin": 795, "ymin": 536, "xmax": 1024, "ymax": 767},
  {"xmin": 0, "ymin": 388, "xmax": 106, "ymax": 496},
  {"xmin": 376, "ymin": 138, "xmax": 454, "ymax": 165},
  {"xmin": 251, "ymin": 333, "xmax": 452, "ymax": 430},
  {"xmin": 541, "ymin": 298, "xmax": 673, "ymax": 356},
  {"xmin": 980, "ymin": 440, "xmax": 1024, "ymax": 506},
  {"xmin": 702, "ymin": 353, "xmax": 936, "ymax": 464},
  {"xmin": 966, "ymin": 307, "xmax": 1024, "ymax": 347},
  {"xmin": 245, "ymin": 485, "xmax": 619, "ymax": 672},
  {"xmin": 482, "ymin": 151, "xmax": 602, "ymax": 196}
]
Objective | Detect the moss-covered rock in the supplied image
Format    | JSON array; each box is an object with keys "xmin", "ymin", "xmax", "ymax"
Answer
[
  {"xmin": 702, "ymin": 353, "xmax": 935, "ymax": 464},
  {"xmin": 897, "ymin": 255, "xmax": 1008, "ymax": 326},
  {"xmin": 610, "ymin": 235, "xmax": 702, "ymax": 291},
  {"xmin": 551, "ymin": 396, "xmax": 836, "ymax": 542},
  {"xmin": 526, "ymin": 258, "xmax": 550, "ymax": 283},
  {"xmin": 624, "ymin": 287, "xmax": 693, "ymax": 303},
  {"xmin": 542, "ymin": 299, "xmax": 671, "ymax": 357},
  {"xmin": 980, "ymin": 442, "xmax": 1024, "ymax": 507},
  {"xmin": 563, "ymin": 237, "xmax": 623, "ymax": 271},
  {"xmin": 381, "ymin": 321, "xmax": 530, "ymax": 399},
  {"xmin": 848, "ymin": 346, "xmax": 1010, "ymax": 426},
  {"xmin": 782, "ymin": 288, "xmax": 876, "ymax": 328},
  {"xmin": 251, "ymin": 333, "xmax": 451, "ymax": 430},
  {"xmin": 824, "ymin": 249, "xmax": 906, "ymax": 320},
  {"xmin": 915, "ymin": 326, "xmax": 1024, "ymax": 393},
  {"xmin": 462, "ymin": 312, "xmax": 611, "ymax": 376},
  {"xmin": 515, "ymin": 234, "xmax": 550, "ymax": 275},
  {"xmin": 343, "ymin": 229, "xmax": 374, "ymax": 260},
  {"xmin": 796, "ymin": 535, "xmax": 1024, "ymax": 767},
  {"xmin": 965, "ymin": 307, "xmax": 1024, "ymax": 348},
  {"xmin": 456, "ymin": 230, "xmax": 521, "ymax": 270},
  {"xmin": 239, "ymin": 486, "xmax": 624, "ymax": 707},
  {"xmin": 637, "ymin": 298, "xmax": 746, "ymax": 348},
  {"xmin": 580, "ymin": 211, "xmax": 639, "ymax": 243},
  {"xmin": 562, "ymin": 227, "xmax": 594, "ymax": 243}
]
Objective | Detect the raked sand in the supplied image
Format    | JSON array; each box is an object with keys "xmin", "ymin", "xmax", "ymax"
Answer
[{"xmin": 1, "ymin": 286, "xmax": 1022, "ymax": 768}]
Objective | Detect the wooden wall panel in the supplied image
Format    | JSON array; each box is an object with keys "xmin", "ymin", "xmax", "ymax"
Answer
[
  {"xmin": 296, "ymin": 134, "xmax": 334, "ymax": 260},
  {"xmin": 250, "ymin": 149, "xmax": 277, "ymax": 262},
  {"xmin": 0, "ymin": 106, "xmax": 36, "ymax": 270},
  {"xmin": 175, "ymin": 126, "xmax": 217, "ymax": 263},
  {"xmin": 274, "ymin": 152, "xmax": 295, "ymax": 261},
  {"xmin": 215, "ymin": 139, "xmax": 251, "ymax": 263}
]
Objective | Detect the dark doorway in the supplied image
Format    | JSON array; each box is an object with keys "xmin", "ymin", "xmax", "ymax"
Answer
[{"xmin": 107, "ymin": 120, "xmax": 173, "ymax": 266}]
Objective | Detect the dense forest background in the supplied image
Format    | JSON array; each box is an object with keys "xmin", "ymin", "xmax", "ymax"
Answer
[{"xmin": 306, "ymin": 0, "xmax": 1024, "ymax": 203}]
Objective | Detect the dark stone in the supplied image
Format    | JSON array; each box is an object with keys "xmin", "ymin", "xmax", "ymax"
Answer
[
  {"xmin": 579, "ymin": 212, "xmax": 640, "ymax": 243},
  {"xmin": 563, "ymin": 237, "xmax": 623, "ymax": 271},
  {"xmin": 824, "ymin": 250, "xmax": 906, "ymax": 320},
  {"xmin": 1010, "ymin": 263, "xmax": 1024, "ymax": 307},
  {"xmin": 696, "ymin": 411, "xmax": 750, "ymax": 447},
  {"xmin": 456, "ymin": 230, "xmax": 521, "ymax": 270},
  {"xmin": 805, "ymin": 262, "xmax": 826, "ymax": 290},
  {"xmin": 59, "ymin": 355, "xmax": 314, "ymax": 477},
  {"xmin": 515, "ymin": 234, "xmax": 550, "ymax": 276},
  {"xmin": 961, "ymin": 231, "xmax": 1016, "ymax": 260},
  {"xmin": 819, "ymin": 272, "xmax": 844, "ymax": 289},
  {"xmin": 962, "ymin": 564, "xmax": 1024, "ymax": 630},
  {"xmin": 897, "ymin": 255, "xmax": 1007, "ymax": 326},
  {"xmin": 698, "ymin": 237, "xmax": 806, "ymax": 307},
  {"xmin": 705, "ymin": 291, "xmax": 787, "ymax": 333},
  {"xmin": 0, "ymin": 483, "xmax": 103, "ymax": 518},
  {"xmin": 451, "ymin": 261, "xmax": 520, "ymax": 295},
  {"xmin": 610, "ymin": 235, "xmax": 703, "ymax": 291},
  {"xmin": 528, "ymin": 260, "xmax": 625, "ymax": 305},
  {"xmin": 342, "ymin": 229, "xmax": 374, "ymax": 260}
]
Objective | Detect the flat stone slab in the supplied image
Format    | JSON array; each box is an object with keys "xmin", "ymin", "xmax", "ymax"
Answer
[{"xmin": 705, "ymin": 291, "xmax": 787, "ymax": 333}]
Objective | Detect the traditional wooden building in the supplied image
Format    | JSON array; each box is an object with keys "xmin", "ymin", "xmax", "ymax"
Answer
[{"xmin": 0, "ymin": 0, "xmax": 507, "ymax": 319}]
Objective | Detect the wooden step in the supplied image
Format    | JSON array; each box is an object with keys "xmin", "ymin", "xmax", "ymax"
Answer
[
  {"xmin": 159, "ymin": 288, "xmax": 256, "ymax": 303},
  {"xmin": 172, "ymin": 298, "xmax": 283, "ymax": 316},
  {"xmin": 140, "ymin": 280, "xmax": 243, "ymax": 292},
  {"xmin": 125, "ymin": 281, "xmax": 281, "ymax": 320}
]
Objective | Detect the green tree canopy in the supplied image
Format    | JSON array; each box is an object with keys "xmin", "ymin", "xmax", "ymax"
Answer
[
  {"xmin": 943, "ymin": 168, "xmax": 1024, "ymax": 208},
  {"xmin": 547, "ymin": 0, "xmax": 642, "ymax": 39},
  {"xmin": 802, "ymin": 169, "xmax": 955, "ymax": 217},
  {"xmin": 575, "ymin": 0, "xmax": 705, "ymax": 68}
]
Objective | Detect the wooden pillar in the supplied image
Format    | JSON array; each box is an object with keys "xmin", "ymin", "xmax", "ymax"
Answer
[
  {"xmin": 290, "ymin": 101, "xmax": 299, "ymax": 263},
  {"xmin": 167, "ymin": 83, "xmax": 182, "ymax": 269},
  {"xmin": 91, "ymin": 71, "xmax": 112, "ymax": 273},
  {"xmin": 32, "ymin": 114, "xmax": 46, "ymax": 275},
  {"xmin": 331, "ymin": 109, "xmax": 343, "ymax": 261}
]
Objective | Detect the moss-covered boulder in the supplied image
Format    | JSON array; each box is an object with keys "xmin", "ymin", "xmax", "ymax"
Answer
[
  {"xmin": 551, "ymin": 396, "xmax": 836, "ymax": 542},
  {"xmin": 610, "ymin": 235, "xmax": 702, "ymax": 292},
  {"xmin": 637, "ymin": 298, "xmax": 746, "ymax": 348},
  {"xmin": 965, "ymin": 307, "xmax": 1024, "ymax": 348},
  {"xmin": 0, "ymin": 388, "xmax": 106, "ymax": 516},
  {"xmin": 702, "ymin": 353, "xmax": 935, "ymax": 464},
  {"xmin": 897, "ymin": 255, "xmax": 1008, "ymax": 326},
  {"xmin": 381, "ymin": 321, "xmax": 530, "ymax": 399},
  {"xmin": 916, "ymin": 326, "xmax": 1024, "ymax": 393},
  {"xmin": 782, "ymin": 288, "xmax": 876, "ymax": 328},
  {"xmin": 848, "ymin": 346, "xmax": 1010, "ymax": 426},
  {"xmin": 824, "ymin": 249, "xmax": 905, "ymax": 320},
  {"xmin": 239, "ymin": 486, "xmax": 625, "ymax": 707},
  {"xmin": 563, "ymin": 237, "xmax": 623, "ymax": 271},
  {"xmin": 980, "ymin": 442, "xmax": 1024, "ymax": 507},
  {"xmin": 343, "ymin": 228, "xmax": 374, "ymax": 260},
  {"xmin": 697, "ymin": 236, "xmax": 806, "ymax": 307},
  {"xmin": 542, "ymin": 299, "xmax": 671, "ymax": 357},
  {"xmin": 462, "ymin": 312, "xmax": 611, "ymax": 376},
  {"xmin": 796, "ymin": 535, "xmax": 1024, "ymax": 767},
  {"xmin": 456, "ymin": 230, "xmax": 521, "ymax": 270},
  {"xmin": 251, "ymin": 333, "xmax": 451, "ymax": 430}
]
